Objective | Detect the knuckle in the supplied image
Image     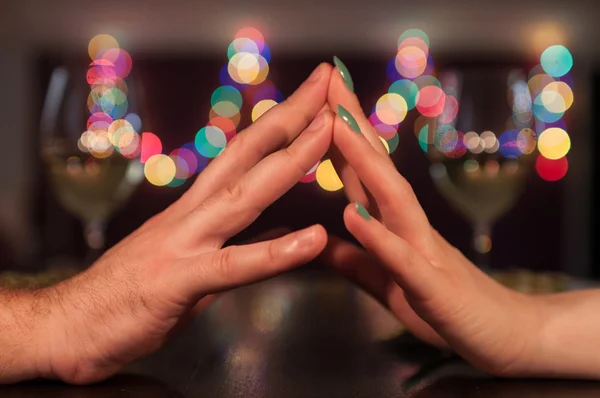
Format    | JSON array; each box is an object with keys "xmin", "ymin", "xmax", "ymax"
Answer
[
  {"xmin": 280, "ymin": 147, "xmax": 307, "ymax": 177},
  {"xmin": 266, "ymin": 240, "xmax": 280, "ymax": 266},
  {"xmin": 213, "ymin": 246, "xmax": 236, "ymax": 279},
  {"xmin": 222, "ymin": 181, "xmax": 245, "ymax": 204}
]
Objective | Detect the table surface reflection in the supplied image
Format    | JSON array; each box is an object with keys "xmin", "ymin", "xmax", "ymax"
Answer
[{"xmin": 2, "ymin": 268, "xmax": 600, "ymax": 397}]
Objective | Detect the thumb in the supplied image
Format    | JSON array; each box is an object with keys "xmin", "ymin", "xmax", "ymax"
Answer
[{"xmin": 172, "ymin": 225, "xmax": 327, "ymax": 298}]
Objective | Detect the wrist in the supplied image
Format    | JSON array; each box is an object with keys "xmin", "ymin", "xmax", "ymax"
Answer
[
  {"xmin": 526, "ymin": 291, "xmax": 600, "ymax": 379},
  {"xmin": 0, "ymin": 288, "xmax": 49, "ymax": 383}
]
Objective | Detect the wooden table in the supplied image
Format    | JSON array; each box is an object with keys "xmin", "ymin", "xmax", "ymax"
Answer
[{"xmin": 2, "ymin": 268, "xmax": 599, "ymax": 397}]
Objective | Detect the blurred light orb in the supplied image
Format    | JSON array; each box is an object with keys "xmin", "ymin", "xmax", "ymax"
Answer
[
  {"xmin": 101, "ymin": 48, "xmax": 133, "ymax": 78},
  {"xmin": 182, "ymin": 142, "xmax": 209, "ymax": 173},
  {"xmin": 395, "ymin": 46, "xmax": 427, "ymax": 79},
  {"xmin": 474, "ymin": 235, "xmax": 492, "ymax": 254},
  {"xmin": 88, "ymin": 34, "xmax": 119, "ymax": 60},
  {"xmin": 463, "ymin": 131, "xmax": 480, "ymax": 151},
  {"xmin": 416, "ymin": 85, "xmax": 446, "ymax": 117},
  {"xmin": 498, "ymin": 129, "xmax": 522, "ymax": 158},
  {"xmin": 87, "ymin": 113, "xmax": 113, "ymax": 129},
  {"xmin": 228, "ymin": 38, "xmax": 261, "ymax": 59},
  {"xmin": 484, "ymin": 160, "xmax": 500, "ymax": 175},
  {"xmin": 539, "ymin": 88, "xmax": 567, "ymax": 114},
  {"xmin": 398, "ymin": 28, "xmax": 430, "ymax": 48},
  {"xmin": 209, "ymin": 107, "xmax": 241, "ymax": 128},
  {"xmin": 116, "ymin": 131, "xmax": 141, "ymax": 158},
  {"xmin": 228, "ymin": 52, "xmax": 268, "ymax": 85},
  {"xmin": 235, "ymin": 27, "xmax": 265, "ymax": 50},
  {"xmin": 300, "ymin": 161, "xmax": 320, "ymax": 183},
  {"xmin": 170, "ymin": 148, "xmax": 198, "ymax": 178},
  {"xmin": 464, "ymin": 159, "xmax": 479, "ymax": 173},
  {"xmin": 252, "ymin": 99, "xmax": 278, "ymax": 122},
  {"xmin": 444, "ymin": 131, "xmax": 467, "ymax": 158},
  {"xmin": 540, "ymin": 45, "xmax": 573, "ymax": 78},
  {"xmin": 379, "ymin": 136, "xmax": 390, "ymax": 154},
  {"xmin": 376, "ymin": 93, "xmax": 408, "ymax": 125},
  {"xmin": 253, "ymin": 84, "xmax": 284, "ymax": 104},
  {"xmin": 517, "ymin": 128, "xmax": 537, "ymax": 155},
  {"xmin": 437, "ymin": 94, "xmax": 459, "ymax": 124},
  {"xmin": 388, "ymin": 79, "xmax": 419, "ymax": 110},
  {"xmin": 538, "ymin": 127, "xmax": 571, "ymax": 159},
  {"xmin": 541, "ymin": 81, "xmax": 573, "ymax": 112},
  {"xmin": 398, "ymin": 37, "xmax": 429, "ymax": 57},
  {"xmin": 480, "ymin": 131, "xmax": 497, "ymax": 150},
  {"xmin": 211, "ymin": 86, "xmax": 243, "ymax": 110},
  {"xmin": 124, "ymin": 113, "xmax": 142, "ymax": 132},
  {"xmin": 386, "ymin": 132, "xmax": 400, "ymax": 153},
  {"xmin": 316, "ymin": 159, "xmax": 343, "ymax": 192},
  {"xmin": 208, "ymin": 116, "xmax": 237, "ymax": 141},
  {"xmin": 144, "ymin": 154, "xmax": 176, "ymax": 186},
  {"xmin": 141, "ymin": 132, "xmax": 163, "ymax": 163},
  {"xmin": 414, "ymin": 75, "xmax": 442, "ymax": 90},
  {"xmin": 536, "ymin": 155, "xmax": 568, "ymax": 181},
  {"xmin": 212, "ymin": 101, "xmax": 240, "ymax": 118},
  {"xmin": 533, "ymin": 94, "xmax": 564, "ymax": 123},
  {"xmin": 417, "ymin": 124, "xmax": 430, "ymax": 152},
  {"xmin": 195, "ymin": 126, "xmax": 226, "ymax": 158},
  {"xmin": 108, "ymin": 119, "xmax": 134, "ymax": 144},
  {"xmin": 528, "ymin": 73, "xmax": 555, "ymax": 98},
  {"xmin": 372, "ymin": 122, "xmax": 398, "ymax": 140},
  {"xmin": 434, "ymin": 125, "xmax": 458, "ymax": 153}
]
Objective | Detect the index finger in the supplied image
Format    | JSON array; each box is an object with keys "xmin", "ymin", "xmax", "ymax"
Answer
[
  {"xmin": 332, "ymin": 110, "xmax": 436, "ymax": 256},
  {"xmin": 172, "ymin": 63, "xmax": 333, "ymax": 216}
]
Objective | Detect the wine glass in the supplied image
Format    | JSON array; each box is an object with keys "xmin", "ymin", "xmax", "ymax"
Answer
[
  {"xmin": 423, "ymin": 66, "xmax": 536, "ymax": 268},
  {"xmin": 39, "ymin": 61, "xmax": 144, "ymax": 264}
]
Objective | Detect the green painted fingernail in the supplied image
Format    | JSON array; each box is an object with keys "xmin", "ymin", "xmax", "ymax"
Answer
[
  {"xmin": 355, "ymin": 202, "xmax": 371, "ymax": 221},
  {"xmin": 333, "ymin": 56, "xmax": 355, "ymax": 93},
  {"xmin": 337, "ymin": 105, "xmax": 361, "ymax": 134}
]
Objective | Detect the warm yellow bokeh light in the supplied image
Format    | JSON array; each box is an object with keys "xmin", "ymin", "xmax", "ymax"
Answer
[
  {"xmin": 229, "ymin": 53, "xmax": 260, "ymax": 84},
  {"xmin": 316, "ymin": 159, "xmax": 343, "ymax": 192},
  {"xmin": 252, "ymin": 99, "xmax": 278, "ymax": 122},
  {"xmin": 88, "ymin": 34, "xmax": 119, "ymax": 60},
  {"xmin": 144, "ymin": 154, "xmax": 176, "ymax": 186},
  {"xmin": 376, "ymin": 93, "xmax": 408, "ymax": 125},
  {"xmin": 538, "ymin": 127, "xmax": 571, "ymax": 160},
  {"xmin": 542, "ymin": 82, "xmax": 574, "ymax": 112}
]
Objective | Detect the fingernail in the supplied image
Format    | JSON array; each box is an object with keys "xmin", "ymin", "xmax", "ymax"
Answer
[
  {"xmin": 333, "ymin": 56, "xmax": 355, "ymax": 93},
  {"xmin": 337, "ymin": 105, "xmax": 361, "ymax": 134},
  {"xmin": 308, "ymin": 64, "xmax": 322, "ymax": 82},
  {"xmin": 355, "ymin": 202, "xmax": 371, "ymax": 221},
  {"xmin": 307, "ymin": 111, "xmax": 327, "ymax": 132}
]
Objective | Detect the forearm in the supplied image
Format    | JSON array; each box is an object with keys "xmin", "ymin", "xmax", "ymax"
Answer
[
  {"xmin": 527, "ymin": 289, "xmax": 600, "ymax": 379},
  {"xmin": 0, "ymin": 288, "xmax": 46, "ymax": 383}
]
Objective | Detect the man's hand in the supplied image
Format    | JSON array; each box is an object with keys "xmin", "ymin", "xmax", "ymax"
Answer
[{"xmin": 0, "ymin": 63, "xmax": 334, "ymax": 385}]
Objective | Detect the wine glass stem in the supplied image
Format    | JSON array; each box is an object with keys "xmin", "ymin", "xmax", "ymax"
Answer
[
  {"xmin": 84, "ymin": 218, "xmax": 106, "ymax": 266},
  {"xmin": 473, "ymin": 221, "xmax": 492, "ymax": 271}
]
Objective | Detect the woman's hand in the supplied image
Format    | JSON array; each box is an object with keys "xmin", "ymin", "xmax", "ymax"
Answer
[
  {"xmin": 16, "ymin": 63, "xmax": 334, "ymax": 385},
  {"xmin": 323, "ymin": 61, "xmax": 543, "ymax": 377}
]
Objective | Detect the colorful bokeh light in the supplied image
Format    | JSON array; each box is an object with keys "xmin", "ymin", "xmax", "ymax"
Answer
[{"xmin": 316, "ymin": 159, "xmax": 343, "ymax": 192}]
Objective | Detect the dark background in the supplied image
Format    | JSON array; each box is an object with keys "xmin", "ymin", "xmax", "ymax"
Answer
[{"xmin": 0, "ymin": 0, "xmax": 598, "ymax": 276}]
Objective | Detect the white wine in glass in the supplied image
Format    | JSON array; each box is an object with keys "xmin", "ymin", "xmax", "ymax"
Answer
[{"xmin": 40, "ymin": 64, "xmax": 144, "ymax": 262}]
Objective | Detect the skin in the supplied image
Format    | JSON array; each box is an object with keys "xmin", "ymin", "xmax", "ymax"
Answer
[
  {"xmin": 0, "ymin": 63, "xmax": 334, "ymax": 384},
  {"xmin": 323, "ymin": 66, "xmax": 600, "ymax": 379}
]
